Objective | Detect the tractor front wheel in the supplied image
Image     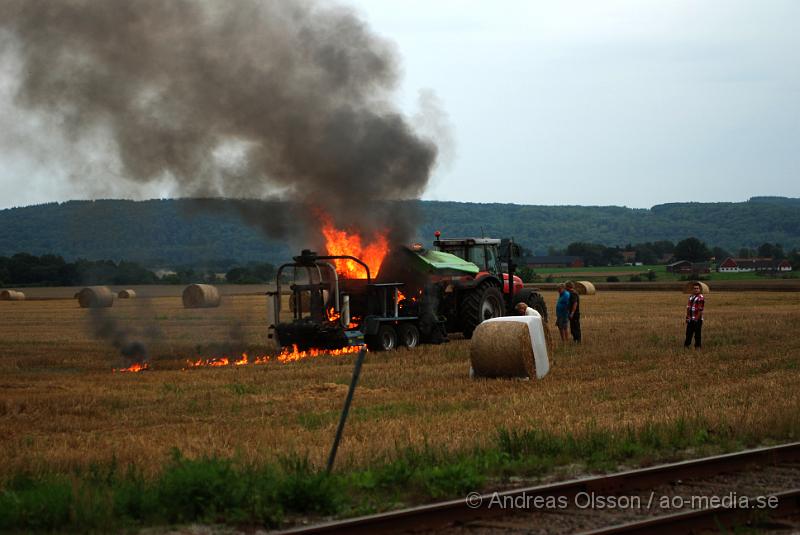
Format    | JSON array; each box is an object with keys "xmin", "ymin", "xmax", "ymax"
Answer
[{"xmin": 460, "ymin": 285, "xmax": 504, "ymax": 339}]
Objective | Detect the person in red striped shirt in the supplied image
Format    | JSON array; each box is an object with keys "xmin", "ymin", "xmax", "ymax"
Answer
[{"xmin": 684, "ymin": 283, "xmax": 705, "ymax": 349}]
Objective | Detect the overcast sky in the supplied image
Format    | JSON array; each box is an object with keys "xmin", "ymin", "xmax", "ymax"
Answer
[{"xmin": 1, "ymin": 0, "xmax": 799, "ymax": 210}]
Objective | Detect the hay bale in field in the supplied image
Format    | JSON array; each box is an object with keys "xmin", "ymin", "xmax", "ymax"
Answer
[
  {"xmin": 470, "ymin": 315, "xmax": 550, "ymax": 379},
  {"xmin": 77, "ymin": 286, "xmax": 114, "ymax": 308},
  {"xmin": 683, "ymin": 281, "xmax": 710, "ymax": 294},
  {"xmin": 182, "ymin": 284, "xmax": 221, "ymax": 308},
  {"xmin": 575, "ymin": 281, "xmax": 596, "ymax": 295},
  {"xmin": 117, "ymin": 289, "xmax": 137, "ymax": 299},
  {"xmin": 0, "ymin": 290, "xmax": 25, "ymax": 301},
  {"xmin": 73, "ymin": 291, "xmax": 81, "ymax": 299}
]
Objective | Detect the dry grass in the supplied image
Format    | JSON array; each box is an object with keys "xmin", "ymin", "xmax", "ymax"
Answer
[{"xmin": 1, "ymin": 291, "xmax": 799, "ymax": 480}]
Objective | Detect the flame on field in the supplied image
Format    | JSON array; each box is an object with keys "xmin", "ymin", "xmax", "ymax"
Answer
[
  {"xmin": 185, "ymin": 345, "xmax": 363, "ymax": 369},
  {"xmin": 114, "ymin": 362, "xmax": 150, "ymax": 373},
  {"xmin": 319, "ymin": 213, "xmax": 388, "ymax": 279}
]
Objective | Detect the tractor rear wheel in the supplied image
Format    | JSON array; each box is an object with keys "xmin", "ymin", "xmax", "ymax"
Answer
[
  {"xmin": 514, "ymin": 289, "xmax": 549, "ymax": 321},
  {"xmin": 460, "ymin": 285, "xmax": 504, "ymax": 339},
  {"xmin": 526, "ymin": 291, "xmax": 548, "ymax": 322},
  {"xmin": 398, "ymin": 323, "xmax": 420, "ymax": 348},
  {"xmin": 366, "ymin": 325, "xmax": 397, "ymax": 351}
]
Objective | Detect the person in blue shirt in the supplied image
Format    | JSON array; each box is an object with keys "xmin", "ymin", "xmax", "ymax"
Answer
[{"xmin": 555, "ymin": 283, "xmax": 571, "ymax": 341}]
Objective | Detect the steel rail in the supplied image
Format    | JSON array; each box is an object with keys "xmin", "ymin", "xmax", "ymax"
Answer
[
  {"xmin": 579, "ymin": 488, "xmax": 800, "ymax": 534},
  {"xmin": 279, "ymin": 442, "xmax": 800, "ymax": 534}
]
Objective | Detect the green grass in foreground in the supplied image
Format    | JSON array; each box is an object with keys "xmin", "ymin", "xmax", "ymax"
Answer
[{"xmin": 1, "ymin": 417, "xmax": 798, "ymax": 532}]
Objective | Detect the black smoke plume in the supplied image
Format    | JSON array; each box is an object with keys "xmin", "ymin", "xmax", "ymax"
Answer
[{"xmin": 0, "ymin": 0, "xmax": 438, "ymax": 244}]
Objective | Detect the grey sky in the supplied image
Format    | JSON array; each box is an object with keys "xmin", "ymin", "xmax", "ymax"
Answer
[{"xmin": 1, "ymin": 0, "xmax": 799, "ymax": 209}]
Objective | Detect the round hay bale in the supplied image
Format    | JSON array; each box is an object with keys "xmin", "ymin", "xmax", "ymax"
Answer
[
  {"xmin": 0, "ymin": 290, "xmax": 26, "ymax": 301},
  {"xmin": 683, "ymin": 281, "xmax": 710, "ymax": 294},
  {"xmin": 471, "ymin": 321, "xmax": 534, "ymax": 379},
  {"xmin": 575, "ymin": 281, "xmax": 596, "ymax": 295},
  {"xmin": 182, "ymin": 284, "xmax": 221, "ymax": 308},
  {"xmin": 77, "ymin": 286, "xmax": 114, "ymax": 308},
  {"xmin": 118, "ymin": 289, "xmax": 137, "ymax": 299},
  {"xmin": 470, "ymin": 315, "xmax": 550, "ymax": 380},
  {"xmin": 73, "ymin": 291, "xmax": 81, "ymax": 299}
]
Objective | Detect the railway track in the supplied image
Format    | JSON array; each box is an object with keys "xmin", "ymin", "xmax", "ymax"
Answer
[{"xmin": 281, "ymin": 442, "xmax": 800, "ymax": 534}]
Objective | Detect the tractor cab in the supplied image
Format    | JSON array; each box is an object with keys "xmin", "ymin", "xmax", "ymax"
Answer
[{"xmin": 433, "ymin": 237, "xmax": 503, "ymax": 275}]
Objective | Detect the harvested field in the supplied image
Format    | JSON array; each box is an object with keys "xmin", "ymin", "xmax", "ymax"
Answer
[{"xmin": 1, "ymin": 291, "xmax": 799, "ymax": 482}]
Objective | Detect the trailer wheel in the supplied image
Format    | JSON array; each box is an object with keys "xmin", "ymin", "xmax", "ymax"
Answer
[
  {"xmin": 366, "ymin": 325, "xmax": 397, "ymax": 351},
  {"xmin": 398, "ymin": 323, "xmax": 420, "ymax": 348}
]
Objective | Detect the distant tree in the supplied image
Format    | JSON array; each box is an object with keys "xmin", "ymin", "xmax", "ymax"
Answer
[
  {"xmin": 601, "ymin": 246, "xmax": 624, "ymax": 266},
  {"xmin": 225, "ymin": 262, "xmax": 276, "ymax": 284},
  {"xmin": 758, "ymin": 242, "xmax": 785, "ymax": 259},
  {"xmin": 653, "ymin": 240, "xmax": 675, "ymax": 257},
  {"xmin": 674, "ymin": 237, "xmax": 711, "ymax": 262},
  {"xmin": 789, "ymin": 249, "xmax": 800, "ymax": 270},
  {"xmin": 516, "ymin": 266, "xmax": 539, "ymax": 283},
  {"xmin": 633, "ymin": 243, "xmax": 658, "ymax": 264},
  {"xmin": 566, "ymin": 242, "xmax": 607, "ymax": 267},
  {"xmin": 711, "ymin": 246, "xmax": 731, "ymax": 261}
]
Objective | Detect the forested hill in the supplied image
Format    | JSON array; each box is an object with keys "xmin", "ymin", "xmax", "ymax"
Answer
[{"xmin": 1, "ymin": 197, "xmax": 799, "ymax": 267}]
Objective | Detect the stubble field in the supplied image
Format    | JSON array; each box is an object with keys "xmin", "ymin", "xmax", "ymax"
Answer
[{"xmin": 1, "ymin": 290, "xmax": 799, "ymax": 528}]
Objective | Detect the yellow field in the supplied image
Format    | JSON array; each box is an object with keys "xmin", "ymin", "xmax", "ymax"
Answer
[{"xmin": 1, "ymin": 291, "xmax": 799, "ymax": 480}]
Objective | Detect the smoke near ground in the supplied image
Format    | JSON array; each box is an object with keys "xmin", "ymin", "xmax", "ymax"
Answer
[
  {"xmin": 0, "ymin": 0, "xmax": 438, "ymax": 244},
  {"xmin": 88, "ymin": 306, "xmax": 162, "ymax": 368}
]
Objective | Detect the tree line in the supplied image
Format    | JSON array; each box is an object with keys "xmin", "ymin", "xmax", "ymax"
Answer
[
  {"xmin": 541, "ymin": 238, "xmax": 799, "ymax": 266},
  {"xmin": 3, "ymin": 198, "xmax": 800, "ymax": 267},
  {"xmin": 0, "ymin": 253, "xmax": 277, "ymax": 287}
]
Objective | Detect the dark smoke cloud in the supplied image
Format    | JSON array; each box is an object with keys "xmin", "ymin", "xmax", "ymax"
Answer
[{"xmin": 0, "ymin": 0, "xmax": 438, "ymax": 242}]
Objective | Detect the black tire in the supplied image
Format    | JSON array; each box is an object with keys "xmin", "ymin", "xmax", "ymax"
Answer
[
  {"xmin": 460, "ymin": 285, "xmax": 504, "ymax": 339},
  {"xmin": 526, "ymin": 291, "xmax": 548, "ymax": 322},
  {"xmin": 397, "ymin": 323, "xmax": 420, "ymax": 348},
  {"xmin": 513, "ymin": 289, "xmax": 548, "ymax": 321},
  {"xmin": 366, "ymin": 324, "xmax": 398, "ymax": 351}
]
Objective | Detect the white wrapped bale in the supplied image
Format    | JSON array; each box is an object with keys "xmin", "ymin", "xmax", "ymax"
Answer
[
  {"xmin": 0, "ymin": 290, "xmax": 26, "ymax": 301},
  {"xmin": 182, "ymin": 284, "xmax": 221, "ymax": 308},
  {"xmin": 77, "ymin": 286, "xmax": 114, "ymax": 308},
  {"xmin": 470, "ymin": 314, "xmax": 550, "ymax": 379}
]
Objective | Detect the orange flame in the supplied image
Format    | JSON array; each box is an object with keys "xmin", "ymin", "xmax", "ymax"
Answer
[
  {"xmin": 114, "ymin": 362, "xmax": 149, "ymax": 373},
  {"xmin": 326, "ymin": 307, "xmax": 341, "ymax": 322},
  {"xmin": 320, "ymin": 214, "xmax": 388, "ymax": 278},
  {"xmin": 184, "ymin": 345, "xmax": 363, "ymax": 369}
]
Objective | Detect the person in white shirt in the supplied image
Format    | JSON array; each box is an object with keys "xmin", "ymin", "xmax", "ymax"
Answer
[{"xmin": 515, "ymin": 302, "xmax": 539, "ymax": 316}]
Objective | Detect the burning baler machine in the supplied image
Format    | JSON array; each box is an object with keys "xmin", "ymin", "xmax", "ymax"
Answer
[{"xmin": 267, "ymin": 238, "xmax": 548, "ymax": 352}]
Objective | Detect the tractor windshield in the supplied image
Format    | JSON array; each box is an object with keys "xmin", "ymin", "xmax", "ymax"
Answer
[{"xmin": 466, "ymin": 245, "xmax": 498, "ymax": 273}]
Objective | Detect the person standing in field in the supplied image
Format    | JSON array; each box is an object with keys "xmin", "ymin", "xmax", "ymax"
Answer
[
  {"xmin": 684, "ymin": 282, "xmax": 705, "ymax": 349},
  {"xmin": 565, "ymin": 281, "xmax": 581, "ymax": 343},
  {"xmin": 555, "ymin": 283, "xmax": 571, "ymax": 341}
]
